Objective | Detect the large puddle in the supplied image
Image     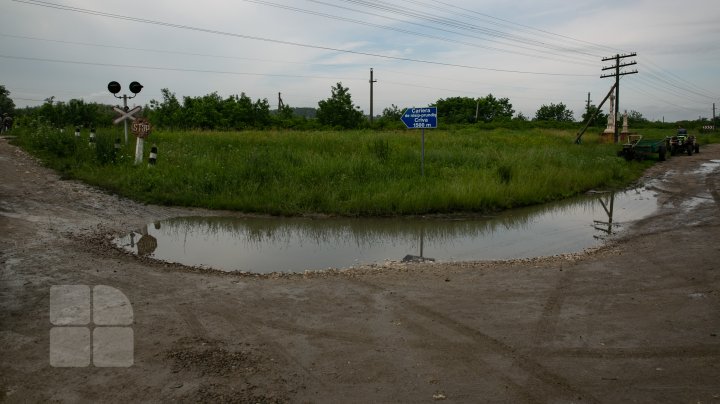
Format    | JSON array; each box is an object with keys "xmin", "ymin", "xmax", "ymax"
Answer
[{"xmin": 114, "ymin": 188, "xmax": 659, "ymax": 273}]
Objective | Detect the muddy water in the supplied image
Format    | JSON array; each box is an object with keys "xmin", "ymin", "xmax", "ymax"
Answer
[{"xmin": 114, "ymin": 187, "xmax": 661, "ymax": 273}]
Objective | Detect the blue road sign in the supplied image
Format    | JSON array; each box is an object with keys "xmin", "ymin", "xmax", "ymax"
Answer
[{"xmin": 401, "ymin": 107, "xmax": 437, "ymax": 129}]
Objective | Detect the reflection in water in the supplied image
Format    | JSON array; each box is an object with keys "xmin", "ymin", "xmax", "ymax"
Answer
[
  {"xmin": 114, "ymin": 187, "xmax": 658, "ymax": 273},
  {"xmin": 592, "ymin": 191, "xmax": 617, "ymax": 239}
]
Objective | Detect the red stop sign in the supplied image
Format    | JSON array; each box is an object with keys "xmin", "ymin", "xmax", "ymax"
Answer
[{"xmin": 131, "ymin": 118, "xmax": 152, "ymax": 139}]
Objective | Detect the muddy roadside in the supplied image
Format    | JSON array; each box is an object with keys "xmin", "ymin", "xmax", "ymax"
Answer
[{"xmin": 1, "ymin": 138, "xmax": 719, "ymax": 403}]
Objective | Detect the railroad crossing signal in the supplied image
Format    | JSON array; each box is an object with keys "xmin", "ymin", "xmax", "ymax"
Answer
[
  {"xmin": 113, "ymin": 106, "xmax": 142, "ymax": 125},
  {"xmin": 108, "ymin": 80, "xmax": 145, "ymax": 164}
]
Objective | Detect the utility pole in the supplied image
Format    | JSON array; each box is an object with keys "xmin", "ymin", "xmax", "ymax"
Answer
[
  {"xmin": 713, "ymin": 103, "xmax": 716, "ymax": 130},
  {"xmin": 369, "ymin": 68, "xmax": 377, "ymax": 124},
  {"xmin": 585, "ymin": 92, "xmax": 592, "ymax": 122},
  {"xmin": 278, "ymin": 92, "xmax": 284, "ymax": 110},
  {"xmin": 601, "ymin": 53, "xmax": 638, "ymax": 144},
  {"xmin": 586, "ymin": 92, "xmax": 592, "ymax": 113}
]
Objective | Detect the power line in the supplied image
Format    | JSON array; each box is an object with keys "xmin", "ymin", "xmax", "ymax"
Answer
[
  {"xmin": 642, "ymin": 68, "xmax": 717, "ymax": 101},
  {"xmin": 642, "ymin": 58, "xmax": 716, "ymax": 99},
  {"xmin": 331, "ymin": 0, "xmax": 601, "ymax": 58},
  {"xmin": 399, "ymin": 0, "xmax": 623, "ymax": 56},
  {"xmin": 244, "ymin": 0, "xmax": 596, "ymax": 67},
  {"xmin": 0, "ymin": 33, "xmax": 339, "ymax": 67},
  {"xmin": 0, "ymin": 54, "xmax": 366, "ymax": 81},
  {"xmin": 10, "ymin": 0, "xmax": 594, "ymax": 77},
  {"xmin": 623, "ymin": 82, "xmax": 704, "ymax": 114},
  {"xmin": 300, "ymin": 0, "xmax": 598, "ymax": 66}
]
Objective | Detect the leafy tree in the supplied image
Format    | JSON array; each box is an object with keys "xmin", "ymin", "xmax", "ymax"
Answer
[
  {"xmin": 0, "ymin": 85, "xmax": 15, "ymax": 115},
  {"xmin": 147, "ymin": 90, "xmax": 273, "ymax": 130},
  {"xmin": 627, "ymin": 110, "xmax": 648, "ymax": 125},
  {"xmin": 374, "ymin": 104, "xmax": 403, "ymax": 129},
  {"xmin": 275, "ymin": 103, "xmax": 295, "ymax": 121},
  {"xmin": 381, "ymin": 104, "xmax": 402, "ymax": 121},
  {"xmin": 476, "ymin": 94, "xmax": 514, "ymax": 122},
  {"xmin": 435, "ymin": 94, "xmax": 514, "ymax": 124},
  {"xmin": 148, "ymin": 89, "xmax": 182, "ymax": 129},
  {"xmin": 435, "ymin": 97, "xmax": 476, "ymax": 124},
  {"xmin": 513, "ymin": 112, "xmax": 529, "ymax": 122},
  {"xmin": 18, "ymin": 96, "xmax": 114, "ymax": 128},
  {"xmin": 534, "ymin": 102, "xmax": 574, "ymax": 122},
  {"xmin": 316, "ymin": 82, "xmax": 364, "ymax": 129},
  {"xmin": 581, "ymin": 105, "xmax": 608, "ymax": 127}
]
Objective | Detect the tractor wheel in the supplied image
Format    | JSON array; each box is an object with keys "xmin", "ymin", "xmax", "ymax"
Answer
[
  {"xmin": 687, "ymin": 146, "xmax": 693, "ymax": 156},
  {"xmin": 658, "ymin": 146, "xmax": 666, "ymax": 161}
]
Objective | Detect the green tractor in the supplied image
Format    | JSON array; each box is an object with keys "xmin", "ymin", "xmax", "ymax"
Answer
[{"xmin": 667, "ymin": 128, "xmax": 699, "ymax": 156}]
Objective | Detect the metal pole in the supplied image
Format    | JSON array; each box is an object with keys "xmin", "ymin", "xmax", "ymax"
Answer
[
  {"xmin": 586, "ymin": 92, "xmax": 591, "ymax": 115},
  {"xmin": 369, "ymin": 68, "xmax": 376, "ymax": 124},
  {"xmin": 614, "ymin": 54, "xmax": 620, "ymax": 144},
  {"xmin": 421, "ymin": 128, "xmax": 425, "ymax": 177},
  {"xmin": 123, "ymin": 94, "xmax": 129, "ymax": 145}
]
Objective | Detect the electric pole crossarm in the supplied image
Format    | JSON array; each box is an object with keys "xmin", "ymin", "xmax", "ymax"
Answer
[
  {"xmin": 602, "ymin": 62, "xmax": 637, "ymax": 71},
  {"xmin": 602, "ymin": 52, "xmax": 637, "ymax": 61},
  {"xmin": 601, "ymin": 70, "xmax": 638, "ymax": 79}
]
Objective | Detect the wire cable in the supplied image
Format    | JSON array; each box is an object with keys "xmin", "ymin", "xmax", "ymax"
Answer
[{"xmin": 9, "ymin": 0, "xmax": 595, "ymax": 77}]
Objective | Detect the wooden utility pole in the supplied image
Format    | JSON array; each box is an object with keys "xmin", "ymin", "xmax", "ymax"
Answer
[
  {"xmin": 369, "ymin": 68, "xmax": 377, "ymax": 124},
  {"xmin": 713, "ymin": 103, "xmax": 717, "ymax": 130},
  {"xmin": 278, "ymin": 92, "xmax": 284, "ymax": 110},
  {"xmin": 575, "ymin": 84, "xmax": 616, "ymax": 144},
  {"xmin": 586, "ymin": 92, "xmax": 592, "ymax": 114},
  {"xmin": 601, "ymin": 53, "xmax": 638, "ymax": 144}
]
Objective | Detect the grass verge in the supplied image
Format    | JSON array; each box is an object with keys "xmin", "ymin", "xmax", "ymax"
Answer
[{"xmin": 12, "ymin": 122, "xmax": 686, "ymax": 216}]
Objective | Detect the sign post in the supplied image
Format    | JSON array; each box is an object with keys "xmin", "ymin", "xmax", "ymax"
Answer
[
  {"xmin": 131, "ymin": 118, "xmax": 152, "ymax": 165},
  {"xmin": 401, "ymin": 107, "xmax": 438, "ymax": 176}
]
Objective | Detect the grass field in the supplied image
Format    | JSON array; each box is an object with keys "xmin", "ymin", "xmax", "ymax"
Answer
[{"xmin": 15, "ymin": 123, "xmax": 693, "ymax": 216}]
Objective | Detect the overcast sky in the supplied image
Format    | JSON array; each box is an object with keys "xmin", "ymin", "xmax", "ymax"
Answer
[{"xmin": 2, "ymin": 0, "xmax": 718, "ymax": 122}]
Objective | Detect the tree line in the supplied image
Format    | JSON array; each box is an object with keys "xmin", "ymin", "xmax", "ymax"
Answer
[{"xmin": 4, "ymin": 82, "xmax": 691, "ymax": 131}]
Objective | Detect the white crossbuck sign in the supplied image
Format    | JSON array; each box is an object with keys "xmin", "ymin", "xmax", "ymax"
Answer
[{"xmin": 113, "ymin": 106, "xmax": 142, "ymax": 125}]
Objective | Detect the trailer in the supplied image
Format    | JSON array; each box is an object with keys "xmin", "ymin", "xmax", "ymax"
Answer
[{"xmin": 617, "ymin": 134, "xmax": 668, "ymax": 161}]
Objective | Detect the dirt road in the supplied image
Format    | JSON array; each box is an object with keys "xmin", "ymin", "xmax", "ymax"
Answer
[{"xmin": 1, "ymin": 138, "xmax": 719, "ymax": 403}]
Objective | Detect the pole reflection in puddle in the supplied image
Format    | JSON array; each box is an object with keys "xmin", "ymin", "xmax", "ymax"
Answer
[{"xmin": 114, "ymin": 187, "xmax": 658, "ymax": 273}]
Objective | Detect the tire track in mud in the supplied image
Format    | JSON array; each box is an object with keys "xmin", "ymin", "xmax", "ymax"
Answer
[
  {"xmin": 394, "ymin": 312, "xmax": 539, "ymax": 403},
  {"xmin": 529, "ymin": 262, "xmax": 577, "ymax": 348},
  {"xmin": 347, "ymin": 277, "xmax": 601, "ymax": 404},
  {"xmin": 533, "ymin": 344, "xmax": 720, "ymax": 359},
  {"xmin": 180, "ymin": 284, "xmax": 339, "ymax": 394}
]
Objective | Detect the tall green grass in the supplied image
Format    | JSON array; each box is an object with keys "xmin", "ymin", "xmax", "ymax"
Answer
[{"xmin": 13, "ymin": 123, "xmax": 678, "ymax": 215}]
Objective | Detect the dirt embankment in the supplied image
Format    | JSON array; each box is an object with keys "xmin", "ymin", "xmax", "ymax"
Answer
[{"xmin": 1, "ymin": 138, "xmax": 719, "ymax": 403}]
